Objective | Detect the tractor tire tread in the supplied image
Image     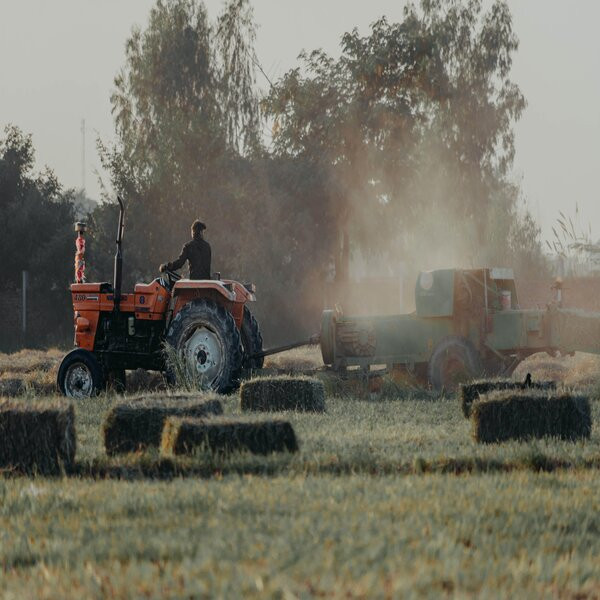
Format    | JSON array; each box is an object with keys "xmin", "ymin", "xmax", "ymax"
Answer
[
  {"xmin": 241, "ymin": 306, "xmax": 264, "ymax": 369},
  {"xmin": 165, "ymin": 298, "xmax": 243, "ymax": 394}
]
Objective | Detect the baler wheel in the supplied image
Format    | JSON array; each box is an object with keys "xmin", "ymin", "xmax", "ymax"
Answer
[
  {"xmin": 428, "ymin": 336, "xmax": 482, "ymax": 392},
  {"xmin": 165, "ymin": 299, "xmax": 243, "ymax": 394},
  {"xmin": 320, "ymin": 310, "xmax": 336, "ymax": 365},
  {"xmin": 241, "ymin": 306, "xmax": 264, "ymax": 369}
]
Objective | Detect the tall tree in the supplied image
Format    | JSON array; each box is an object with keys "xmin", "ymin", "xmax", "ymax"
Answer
[
  {"xmin": 265, "ymin": 0, "xmax": 542, "ymax": 277},
  {"xmin": 0, "ymin": 125, "xmax": 76, "ymax": 349},
  {"xmin": 0, "ymin": 125, "xmax": 74, "ymax": 290},
  {"xmin": 97, "ymin": 0, "xmax": 262, "ymax": 284},
  {"xmin": 96, "ymin": 0, "xmax": 333, "ymax": 342}
]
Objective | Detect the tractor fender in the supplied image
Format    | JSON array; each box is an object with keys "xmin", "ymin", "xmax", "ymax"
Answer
[
  {"xmin": 170, "ymin": 280, "xmax": 249, "ymax": 329},
  {"xmin": 172, "ymin": 280, "xmax": 236, "ymax": 302}
]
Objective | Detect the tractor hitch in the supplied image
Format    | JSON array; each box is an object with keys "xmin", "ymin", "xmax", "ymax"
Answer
[{"xmin": 250, "ymin": 334, "xmax": 320, "ymax": 360}]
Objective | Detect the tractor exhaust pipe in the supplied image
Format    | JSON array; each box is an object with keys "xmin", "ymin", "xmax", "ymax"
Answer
[{"xmin": 113, "ymin": 196, "xmax": 125, "ymax": 310}]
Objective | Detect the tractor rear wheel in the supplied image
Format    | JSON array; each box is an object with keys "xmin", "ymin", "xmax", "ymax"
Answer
[
  {"xmin": 428, "ymin": 336, "xmax": 482, "ymax": 392},
  {"xmin": 241, "ymin": 306, "xmax": 264, "ymax": 369},
  {"xmin": 165, "ymin": 299, "xmax": 243, "ymax": 394},
  {"xmin": 57, "ymin": 348, "xmax": 105, "ymax": 398}
]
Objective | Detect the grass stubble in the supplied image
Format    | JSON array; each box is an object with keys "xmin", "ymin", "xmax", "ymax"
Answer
[{"xmin": 1, "ymin": 348, "xmax": 600, "ymax": 596}]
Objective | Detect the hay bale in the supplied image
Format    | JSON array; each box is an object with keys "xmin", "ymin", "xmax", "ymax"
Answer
[
  {"xmin": 240, "ymin": 376, "xmax": 325, "ymax": 412},
  {"xmin": 0, "ymin": 378, "xmax": 25, "ymax": 397},
  {"xmin": 0, "ymin": 400, "xmax": 75, "ymax": 474},
  {"xmin": 460, "ymin": 378, "xmax": 556, "ymax": 418},
  {"xmin": 161, "ymin": 416, "xmax": 298, "ymax": 456},
  {"xmin": 102, "ymin": 396, "xmax": 223, "ymax": 455},
  {"xmin": 471, "ymin": 390, "xmax": 591, "ymax": 444}
]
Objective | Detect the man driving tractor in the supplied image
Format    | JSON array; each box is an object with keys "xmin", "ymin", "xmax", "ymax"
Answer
[{"xmin": 160, "ymin": 219, "xmax": 211, "ymax": 279}]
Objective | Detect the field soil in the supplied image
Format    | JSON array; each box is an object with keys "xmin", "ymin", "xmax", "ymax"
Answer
[{"xmin": 1, "ymin": 347, "xmax": 600, "ymax": 597}]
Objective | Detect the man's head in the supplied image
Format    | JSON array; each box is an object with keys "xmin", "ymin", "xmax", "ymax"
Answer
[{"xmin": 191, "ymin": 219, "xmax": 206, "ymax": 239}]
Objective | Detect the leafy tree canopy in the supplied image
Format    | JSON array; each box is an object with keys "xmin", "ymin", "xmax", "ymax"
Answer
[
  {"xmin": 265, "ymin": 0, "xmax": 540, "ymax": 275},
  {"xmin": 0, "ymin": 125, "xmax": 75, "ymax": 291}
]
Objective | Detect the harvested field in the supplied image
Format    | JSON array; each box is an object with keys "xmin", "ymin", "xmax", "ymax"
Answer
[
  {"xmin": 103, "ymin": 395, "xmax": 223, "ymax": 455},
  {"xmin": 240, "ymin": 376, "xmax": 325, "ymax": 412},
  {"xmin": 2, "ymin": 361, "xmax": 600, "ymax": 597},
  {"xmin": 0, "ymin": 349, "xmax": 166, "ymax": 397},
  {"xmin": 460, "ymin": 378, "xmax": 556, "ymax": 418},
  {"xmin": 472, "ymin": 390, "xmax": 592, "ymax": 444},
  {"xmin": 0, "ymin": 347, "xmax": 64, "ymax": 374},
  {"xmin": 161, "ymin": 416, "xmax": 298, "ymax": 456},
  {"xmin": 4, "ymin": 473, "xmax": 600, "ymax": 597},
  {"xmin": 0, "ymin": 400, "xmax": 75, "ymax": 475}
]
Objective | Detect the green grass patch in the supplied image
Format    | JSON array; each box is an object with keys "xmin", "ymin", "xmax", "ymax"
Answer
[{"xmin": 3, "ymin": 472, "xmax": 600, "ymax": 597}]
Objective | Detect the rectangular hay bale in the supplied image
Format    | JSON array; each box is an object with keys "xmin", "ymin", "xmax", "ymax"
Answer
[
  {"xmin": 240, "ymin": 376, "xmax": 325, "ymax": 412},
  {"xmin": 471, "ymin": 390, "xmax": 591, "ymax": 444},
  {"xmin": 0, "ymin": 400, "xmax": 75, "ymax": 475},
  {"xmin": 103, "ymin": 395, "xmax": 223, "ymax": 455},
  {"xmin": 460, "ymin": 379, "xmax": 556, "ymax": 418},
  {"xmin": 161, "ymin": 416, "xmax": 299, "ymax": 456}
]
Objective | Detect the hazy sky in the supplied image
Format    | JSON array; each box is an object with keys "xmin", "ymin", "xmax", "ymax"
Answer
[{"xmin": 1, "ymin": 1, "xmax": 599, "ymax": 242}]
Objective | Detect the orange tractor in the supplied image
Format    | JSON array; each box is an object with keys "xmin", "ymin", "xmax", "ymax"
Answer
[{"xmin": 57, "ymin": 198, "xmax": 263, "ymax": 397}]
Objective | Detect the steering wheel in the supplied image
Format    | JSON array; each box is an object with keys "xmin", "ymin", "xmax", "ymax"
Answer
[{"xmin": 159, "ymin": 267, "xmax": 181, "ymax": 290}]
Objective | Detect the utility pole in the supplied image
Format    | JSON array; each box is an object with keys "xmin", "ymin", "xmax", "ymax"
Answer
[
  {"xmin": 81, "ymin": 118, "xmax": 86, "ymax": 192},
  {"xmin": 22, "ymin": 270, "xmax": 28, "ymax": 347}
]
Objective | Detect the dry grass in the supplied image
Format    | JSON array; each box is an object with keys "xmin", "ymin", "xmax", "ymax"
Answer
[
  {"xmin": 516, "ymin": 351, "xmax": 600, "ymax": 388},
  {"xmin": 0, "ymin": 349, "xmax": 168, "ymax": 397},
  {"xmin": 3, "ymin": 347, "xmax": 600, "ymax": 400},
  {"xmin": 263, "ymin": 345, "xmax": 322, "ymax": 372},
  {"xmin": 0, "ymin": 348, "xmax": 64, "ymax": 374},
  {"xmin": 0, "ymin": 348, "xmax": 63, "ymax": 396}
]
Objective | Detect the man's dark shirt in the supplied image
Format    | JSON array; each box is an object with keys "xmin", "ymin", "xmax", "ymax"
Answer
[{"xmin": 168, "ymin": 236, "xmax": 212, "ymax": 279}]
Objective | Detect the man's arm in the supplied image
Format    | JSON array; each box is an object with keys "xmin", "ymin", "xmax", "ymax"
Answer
[{"xmin": 167, "ymin": 243, "xmax": 189, "ymax": 271}]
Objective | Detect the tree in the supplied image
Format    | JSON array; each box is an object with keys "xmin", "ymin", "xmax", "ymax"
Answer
[
  {"xmin": 0, "ymin": 125, "xmax": 76, "ymax": 349},
  {"xmin": 0, "ymin": 125, "xmax": 75, "ymax": 291},
  {"xmin": 96, "ymin": 0, "xmax": 335, "ymax": 342},
  {"xmin": 265, "ymin": 0, "xmax": 544, "ymax": 279},
  {"xmin": 97, "ymin": 0, "xmax": 261, "ymax": 283}
]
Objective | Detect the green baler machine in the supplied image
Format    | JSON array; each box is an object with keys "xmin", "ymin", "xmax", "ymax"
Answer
[{"xmin": 319, "ymin": 268, "xmax": 600, "ymax": 390}]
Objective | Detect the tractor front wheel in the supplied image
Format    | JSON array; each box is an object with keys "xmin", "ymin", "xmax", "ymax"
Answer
[
  {"xmin": 165, "ymin": 299, "xmax": 243, "ymax": 393},
  {"xmin": 57, "ymin": 349, "xmax": 105, "ymax": 398},
  {"xmin": 428, "ymin": 336, "xmax": 482, "ymax": 393}
]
